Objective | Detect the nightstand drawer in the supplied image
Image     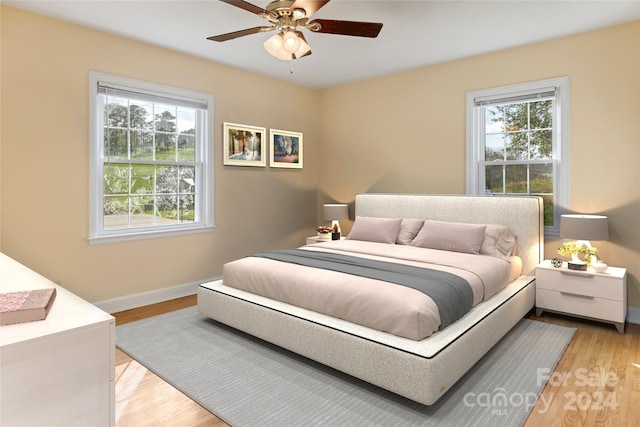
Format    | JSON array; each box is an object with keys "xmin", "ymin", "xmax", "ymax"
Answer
[
  {"xmin": 536, "ymin": 289, "xmax": 625, "ymax": 323},
  {"xmin": 536, "ymin": 268, "xmax": 623, "ymax": 301}
]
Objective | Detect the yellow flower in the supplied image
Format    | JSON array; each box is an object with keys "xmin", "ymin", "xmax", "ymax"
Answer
[{"xmin": 557, "ymin": 241, "xmax": 598, "ymax": 266}]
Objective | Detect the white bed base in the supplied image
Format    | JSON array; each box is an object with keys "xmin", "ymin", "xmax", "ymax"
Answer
[{"xmin": 198, "ymin": 194, "xmax": 544, "ymax": 405}]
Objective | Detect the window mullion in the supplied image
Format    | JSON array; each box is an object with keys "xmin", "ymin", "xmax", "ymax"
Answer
[
  {"xmin": 504, "ymin": 164, "xmax": 507, "ymax": 195},
  {"xmin": 527, "ymin": 102, "xmax": 531, "ymax": 162}
]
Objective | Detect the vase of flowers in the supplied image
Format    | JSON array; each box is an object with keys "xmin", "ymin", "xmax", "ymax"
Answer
[{"xmin": 557, "ymin": 241, "xmax": 598, "ymax": 267}]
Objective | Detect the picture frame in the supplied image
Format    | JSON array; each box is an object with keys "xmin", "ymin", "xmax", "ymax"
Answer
[
  {"xmin": 270, "ymin": 129, "xmax": 303, "ymax": 169},
  {"xmin": 223, "ymin": 122, "xmax": 266, "ymax": 167}
]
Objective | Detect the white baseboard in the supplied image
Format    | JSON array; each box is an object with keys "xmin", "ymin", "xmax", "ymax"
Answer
[
  {"xmin": 95, "ymin": 277, "xmax": 220, "ymax": 314},
  {"xmin": 627, "ymin": 306, "xmax": 640, "ymax": 325}
]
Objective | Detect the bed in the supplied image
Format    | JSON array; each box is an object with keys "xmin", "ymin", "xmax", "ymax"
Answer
[{"xmin": 198, "ymin": 194, "xmax": 544, "ymax": 405}]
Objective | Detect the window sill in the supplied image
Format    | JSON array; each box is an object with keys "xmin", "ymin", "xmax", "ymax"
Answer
[{"xmin": 88, "ymin": 225, "xmax": 215, "ymax": 245}]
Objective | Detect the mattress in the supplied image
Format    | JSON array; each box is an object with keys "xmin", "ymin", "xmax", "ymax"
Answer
[
  {"xmin": 222, "ymin": 240, "xmax": 521, "ymax": 340},
  {"xmin": 200, "ymin": 274, "xmax": 533, "ymax": 356}
]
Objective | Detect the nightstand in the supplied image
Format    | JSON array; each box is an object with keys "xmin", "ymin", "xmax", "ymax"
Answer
[
  {"xmin": 535, "ymin": 260, "xmax": 627, "ymax": 333},
  {"xmin": 306, "ymin": 235, "xmax": 344, "ymax": 245}
]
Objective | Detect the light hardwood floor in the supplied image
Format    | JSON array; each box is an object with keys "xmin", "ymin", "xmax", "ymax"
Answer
[
  {"xmin": 114, "ymin": 295, "xmax": 224, "ymax": 427},
  {"xmin": 113, "ymin": 295, "xmax": 640, "ymax": 427}
]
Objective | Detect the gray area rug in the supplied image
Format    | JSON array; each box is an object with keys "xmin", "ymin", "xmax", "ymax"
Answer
[{"xmin": 116, "ymin": 307, "xmax": 575, "ymax": 427}]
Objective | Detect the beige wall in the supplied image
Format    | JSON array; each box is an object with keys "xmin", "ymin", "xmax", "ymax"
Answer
[
  {"xmin": 0, "ymin": 6, "xmax": 320, "ymax": 301},
  {"xmin": 318, "ymin": 22, "xmax": 640, "ymax": 308},
  {"xmin": 0, "ymin": 5, "xmax": 3, "ymax": 248},
  {"xmin": 2, "ymin": 6, "xmax": 639, "ymax": 310}
]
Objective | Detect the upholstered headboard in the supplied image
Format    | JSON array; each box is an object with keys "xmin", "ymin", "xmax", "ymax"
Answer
[{"xmin": 355, "ymin": 194, "xmax": 544, "ymax": 275}]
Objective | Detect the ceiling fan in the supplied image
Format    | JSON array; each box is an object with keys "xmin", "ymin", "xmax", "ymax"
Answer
[{"xmin": 207, "ymin": 0, "xmax": 383, "ymax": 60}]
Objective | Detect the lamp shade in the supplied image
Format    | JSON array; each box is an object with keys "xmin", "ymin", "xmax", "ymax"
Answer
[
  {"xmin": 282, "ymin": 31, "xmax": 301, "ymax": 53},
  {"xmin": 263, "ymin": 31, "xmax": 311, "ymax": 60},
  {"xmin": 263, "ymin": 34, "xmax": 292, "ymax": 60},
  {"xmin": 560, "ymin": 214, "xmax": 609, "ymax": 241},
  {"xmin": 323, "ymin": 204, "xmax": 349, "ymax": 221}
]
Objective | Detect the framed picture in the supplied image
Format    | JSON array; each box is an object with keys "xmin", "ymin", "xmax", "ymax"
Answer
[
  {"xmin": 270, "ymin": 129, "xmax": 303, "ymax": 169},
  {"xmin": 223, "ymin": 122, "xmax": 266, "ymax": 167}
]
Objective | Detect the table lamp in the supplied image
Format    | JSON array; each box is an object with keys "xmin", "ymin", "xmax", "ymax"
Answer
[
  {"xmin": 323, "ymin": 204, "xmax": 349, "ymax": 237},
  {"xmin": 559, "ymin": 214, "xmax": 608, "ymax": 270}
]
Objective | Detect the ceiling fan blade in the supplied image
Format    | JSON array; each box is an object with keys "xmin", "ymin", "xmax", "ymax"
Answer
[
  {"xmin": 291, "ymin": 0, "xmax": 330, "ymax": 18},
  {"xmin": 310, "ymin": 19, "xmax": 383, "ymax": 38},
  {"xmin": 207, "ymin": 26, "xmax": 272, "ymax": 42},
  {"xmin": 219, "ymin": 0, "xmax": 271, "ymax": 16}
]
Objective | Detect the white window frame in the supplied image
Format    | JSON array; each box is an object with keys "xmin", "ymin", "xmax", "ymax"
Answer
[
  {"xmin": 466, "ymin": 76, "xmax": 569, "ymax": 235},
  {"xmin": 88, "ymin": 71, "xmax": 215, "ymax": 244}
]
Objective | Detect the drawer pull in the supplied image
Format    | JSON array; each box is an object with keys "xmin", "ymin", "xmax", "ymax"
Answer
[
  {"xmin": 560, "ymin": 291, "xmax": 595, "ymax": 299},
  {"xmin": 560, "ymin": 270, "xmax": 594, "ymax": 278}
]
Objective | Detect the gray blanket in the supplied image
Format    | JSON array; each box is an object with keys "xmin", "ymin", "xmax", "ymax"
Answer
[{"xmin": 252, "ymin": 249, "xmax": 473, "ymax": 329}]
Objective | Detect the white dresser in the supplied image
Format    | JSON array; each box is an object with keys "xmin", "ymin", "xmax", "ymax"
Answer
[
  {"xmin": 535, "ymin": 260, "xmax": 627, "ymax": 333},
  {"xmin": 0, "ymin": 252, "xmax": 115, "ymax": 426}
]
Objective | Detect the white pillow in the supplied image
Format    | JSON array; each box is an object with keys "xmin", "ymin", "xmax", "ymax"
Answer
[
  {"xmin": 480, "ymin": 224, "xmax": 517, "ymax": 261},
  {"xmin": 411, "ymin": 220, "xmax": 486, "ymax": 254},
  {"xmin": 346, "ymin": 216, "xmax": 402, "ymax": 244}
]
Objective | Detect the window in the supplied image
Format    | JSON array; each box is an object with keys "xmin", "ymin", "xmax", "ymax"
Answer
[
  {"xmin": 89, "ymin": 72, "xmax": 214, "ymax": 243},
  {"xmin": 466, "ymin": 77, "xmax": 569, "ymax": 234}
]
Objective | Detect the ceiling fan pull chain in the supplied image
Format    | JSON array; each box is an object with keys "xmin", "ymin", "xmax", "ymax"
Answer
[{"xmin": 290, "ymin": 62, "xmax": 294, "ymax": 74}]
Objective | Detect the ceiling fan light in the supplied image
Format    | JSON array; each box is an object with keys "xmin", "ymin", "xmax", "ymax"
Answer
[
  {"xmin": 282, "ymin": 31, "xmax": 301, "ymax": 53},
  {"xmin": 292, "ymin": 8, "xmax": 306, "ymax": 20},
  {"xmin": 263, "ymin": 33, "xmax": 293, "ymax": 60},
  {"xmin": 292, "ymin": 31, "xmax": 311, "ymax": 58},
  {"xmin": 263, "ymin": 31, "xmax": 312, "ymax": 61}
]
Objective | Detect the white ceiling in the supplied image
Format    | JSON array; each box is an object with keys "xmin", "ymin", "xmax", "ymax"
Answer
[{"xmin": 4, "ymin": 0, "xmax": 640, "ymax": 89}]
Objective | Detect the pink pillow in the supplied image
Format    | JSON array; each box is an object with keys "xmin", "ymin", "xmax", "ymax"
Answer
[
  {"xmin": 346, "ymin": 216, "xmax": 402, "ymax": 244},
  {"xmin": 411, "ymin": 220, "xmax": 486, "ymax": 254},
  {"xmin": 396, "ymin": 218, "xmax": 425, "ymax": 245}
]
